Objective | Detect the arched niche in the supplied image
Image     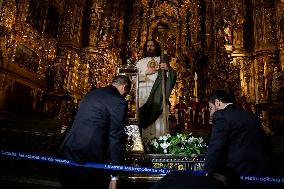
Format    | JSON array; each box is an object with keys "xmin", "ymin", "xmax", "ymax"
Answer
[{"xmin": 44, "ymin": 6, "xmax": 60, "ymax": 38}]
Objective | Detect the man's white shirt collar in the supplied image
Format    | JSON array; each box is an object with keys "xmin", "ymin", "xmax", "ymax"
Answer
[{"xmin": 223, "ymin": 103, "xmax": 233, "ymax": 109}]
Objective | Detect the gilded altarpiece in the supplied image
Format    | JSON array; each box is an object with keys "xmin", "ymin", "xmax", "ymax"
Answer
[
  {"xmin": 0, "ymin": 0, "xmax": 47, "ymax": 112},
  {"xmin": 0, "ymin": 0, "xmax": 68, "ymax": 117},
  {"xmin": 277, "ymin": 1, "xmax": 284, "ymax": 70},
  {"xmin": 0, "ymin": 0, "xmax": 128, "ymax": 119},
  {"xmin": 0, "ymin": 0, "xmax": 284, "ymax": 134}
]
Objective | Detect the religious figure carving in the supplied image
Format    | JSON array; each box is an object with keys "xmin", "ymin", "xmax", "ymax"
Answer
[
  {"xmin": 45, "ymin": 61, "xmax": 65, "ymax": 91},
  {"xmin": 174, "ymin": 96, "xmax": 187, "ymax": 128},
  {"xmin": 98, "ymin": 17, "xmax": 111, "ymax": 44},
  {"xmin": 271, "ymin": 66, "xmax": 284, "ymax": 102},
  {"xmin": 224, "ymin": 19, "xmax": 233, "ymax": 45},
  {"xmin": 53, "ymin": 63, "xmax": 65, "ymax": 91},
  {"xmin": 45, "ymin": 64, "xmax": 55, "ymax": 90},
  {"xmin": 280, "ymin": 14, "xmax": 284, "ymax": 44},
  {"xmin": 234, "ymin": 17, "xmax": 245, "ymax": 48},
  {"xmin": 89, "ymin": 2, "xmax": 103, "ymax": 46}
]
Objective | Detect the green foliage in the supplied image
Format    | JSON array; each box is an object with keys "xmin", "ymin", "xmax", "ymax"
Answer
[{"xmin": 145, "ymin": 133, "xmax": 207, "ymax": 156}]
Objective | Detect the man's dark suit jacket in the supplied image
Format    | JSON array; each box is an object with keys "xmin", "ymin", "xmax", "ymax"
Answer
[
  {"xmin": 150, "ymin": 171, "xmax": 231, "ymax": 189},
  {"xmin": 205, "ymin": 104, "xmax": 274, "ymax": 176},
  {"xmin": 59, "ymin": 85, "xmax": 127, "ymax": 164}
]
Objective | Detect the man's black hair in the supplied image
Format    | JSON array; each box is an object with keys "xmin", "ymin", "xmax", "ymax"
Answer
[
  {"xmin": 209, "ymin": 90, "xmax": 235, "ymax": 104},
  {"xmin": 143, "ymin": 39, "xmax": 161, "ymax": 57}
]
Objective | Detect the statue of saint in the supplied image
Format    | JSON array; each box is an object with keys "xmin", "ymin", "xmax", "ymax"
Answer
[
  {"xmin": 45, "ymin": 64, "xmax": 55, "ymax": 90},
  {"xmin": 53, "ymin": 63, "xmax": 65, "ymax": 91}
]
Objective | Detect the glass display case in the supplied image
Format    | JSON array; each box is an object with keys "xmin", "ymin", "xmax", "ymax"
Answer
[{"xmin": 117, "ymin": 65, "xmax": 144, "ymax": 153}]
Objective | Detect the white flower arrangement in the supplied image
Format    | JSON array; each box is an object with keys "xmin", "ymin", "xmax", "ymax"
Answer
[{"xmin": 145, "ymin": 133, "xmax": 208, "ymax": 156}]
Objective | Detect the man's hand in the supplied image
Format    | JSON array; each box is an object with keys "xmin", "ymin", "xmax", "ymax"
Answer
[
  {"xmin": 160, "ymin": 63, "xmax": 169, "ymax": 70},
  {"xmin": 109, "ymin": 180, "xmax": 118, "ymax": 189},
  {"xmin": 146, "ymin": 67, "xmax": 158, "ymax": 75}
]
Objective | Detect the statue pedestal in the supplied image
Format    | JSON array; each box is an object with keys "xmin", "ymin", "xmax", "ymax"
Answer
[{"xmin": 121, "ymin": 153, "xmax": 205, "ymax": 182}]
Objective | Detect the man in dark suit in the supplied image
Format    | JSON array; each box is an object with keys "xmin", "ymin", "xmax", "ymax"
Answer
[
  {"xmin": 205, "ymin": 90, "xmax": 274, "ymax": 188},
  {"xmin": 59, "ymin": 75, "xmax": 131, "ymax": 189}
]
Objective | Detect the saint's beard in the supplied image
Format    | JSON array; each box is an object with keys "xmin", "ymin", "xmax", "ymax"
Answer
[{"xmin": 147, "ymin": 49, "xmax": 156, "ymax": 57}]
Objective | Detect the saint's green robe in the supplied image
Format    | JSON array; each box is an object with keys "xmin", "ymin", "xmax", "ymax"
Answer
[{"xmin": 139, "ymin": 68, "xmax": 177, "ymax": 129}]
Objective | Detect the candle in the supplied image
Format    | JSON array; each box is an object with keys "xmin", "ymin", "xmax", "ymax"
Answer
[
  {"xmin": 194, "ymin": 72, "xmax": 198, "ymax": 98},
  {"xmin": 67, "ymin": 70, "xmax": 71, "ymax": 91}
]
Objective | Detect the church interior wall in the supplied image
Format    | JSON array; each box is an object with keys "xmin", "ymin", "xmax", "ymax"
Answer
[{"xmin": 0, "ymin": 0, "xmax": 283, "ymax": 134}]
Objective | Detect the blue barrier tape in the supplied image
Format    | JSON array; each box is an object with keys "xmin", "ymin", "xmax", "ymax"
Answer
[
  {"xmin": 240, "ymin": 175, "xmax": 284, "ymax": 185},
  {"xmin": 0, "ymin": 150, "xmax": 192, "ymax": 175},
  {"xmin": 1, "ymin": 150, "xmax": 284, "ymax": 185}
]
